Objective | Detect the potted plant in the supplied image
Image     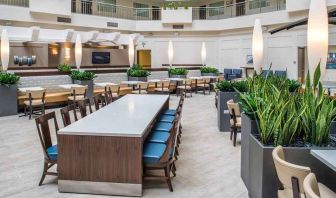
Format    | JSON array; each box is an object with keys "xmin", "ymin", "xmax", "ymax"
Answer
[
  {"xmin": 127, "ymin": 64, "xmax": 151, "ymax": 82},
  {"xmin": 200, "ymin": 66, "xmax": 219, "ymax": 76},
  {"xmin": 70, "ymin": 70, "xmax": 96, "ymax": 100},
  {"xmin": 239, "ymin": 64, "xmax": 336, "ymax": 198},
  {"xmin": 0, "ymin": 72, "xmax": 20, "ymax": 116},
  {"xmin": 57, "ymin": 63, "xmax": 72, "ymax": 73},
  {"xmin": 168, "ymin": 68, "xmax": 188, "ymax": 78},
  {"xmin": 215, "ymin": 80, "xmax": 247, "ymax": 132}
]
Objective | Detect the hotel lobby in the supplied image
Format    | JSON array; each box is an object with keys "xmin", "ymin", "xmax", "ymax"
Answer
[{"xmin": 0, "ymin": 0, "xmax": 336, "ymax": 198}]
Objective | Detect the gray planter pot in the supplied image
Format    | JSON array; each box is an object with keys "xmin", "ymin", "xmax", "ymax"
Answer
[
  {"xmin": 73, "ymin": 80, "xmax": 93, "ymax": 101},
  {"xmin": 247, "ymin": 134, "xmax": 336, "ymax": 198},
  {"xmin": 0, "ymin": 85, "xmax": 18, "ymax": 117},
  {"xmin": 217, "ymin": 91, "xmax": 238, "ymax": 132},
  {"xmin": 169, "ymin": 74, "xmax": 187, "ymax": 79},
  {"xmin": 241, "ymin": 113, "xmax": 258, "ymax": 189},
  {"xmin": 127, "ymin": 76, "xmax": 148, "ymax": 82},
  {"xmin": 330, "ymin": 121, "xmax": 336, "ymax": 135},
  {"xmin": 201, "ymin": 73, "xmax": 218, "ymax": 76}
]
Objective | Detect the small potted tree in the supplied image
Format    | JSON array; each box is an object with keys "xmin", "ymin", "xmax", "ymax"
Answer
[
  {"xmin": 127, "ymin": 64, "xmax": 151, "ymax": 82},
  {"xmin": 168, "ymin": 68, "xmax": 188, "ymax": 78},
  {"xmin": 70, "ymin": 70, "xmax": 96, "ymax": 100},
  {"xmin": 0, "ymin": 72, "xmax": 20, "ymax": 116},
  {"xmin": 200, "ymin": 66, "xmax": 219, "ymax": 76}
]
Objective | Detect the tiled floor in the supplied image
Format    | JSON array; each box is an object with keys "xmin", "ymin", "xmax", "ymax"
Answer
[{"xmin": 0, "ymin": 93, "xmax": 248, "ymax": 198}]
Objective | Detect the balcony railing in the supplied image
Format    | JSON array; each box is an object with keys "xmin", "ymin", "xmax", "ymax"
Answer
[
  {"xmin": 192, "ymin": 0, "xmax": 286, "ymax": 20},
  {"xmin": 71, "ymin": 0, "xmax": 161, "ymax": 20},
  {"xmin": 0, "ymin": 0, "xmax": 29, "ymax": 7}
]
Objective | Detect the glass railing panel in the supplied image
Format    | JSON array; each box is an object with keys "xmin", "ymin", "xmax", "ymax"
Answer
[{"xmin": 0, "ymin": 0, "xmax": 29, "ymax": 7}]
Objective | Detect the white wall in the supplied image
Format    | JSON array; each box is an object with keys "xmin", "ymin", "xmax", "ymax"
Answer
[{"xmin": 30, "ymin": 0, "xmax": 72, "ymax": 16}]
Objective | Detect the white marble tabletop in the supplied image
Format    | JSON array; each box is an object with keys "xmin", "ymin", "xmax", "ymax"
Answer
[
  {"xmin": 148, "ymin": 79, "xmax": 162, "ymax": 83},
  {"xmin": 189, "ymin": 77, "xmax": 204, "ymax": 80},
  {"xmin": 166, "ymin": 78, "xmax": 185, "ymax": 81},
  {"xmin": 121, "ymin": 81, "xmax": 141, "ymax": 85},
  {"xmin": 58, "ymin": 84, "xmax": 85, "ymax": 89},
  {"xmin": 201, "ymin": 76, "xmax": 219, "ymax": 79},
  {"xmin": 311, "ymin": 150, "xmax": 336, "ymax": 172},
  {"xmin": 18, "ymin": 87, "xmax": 45, "ymax": 93},
  {"xmin": 58, "ymin": 94, "xmax": 170, "ymax": 137},
  {"xmin": 95, "ymin": 82, "xmax": 118, "ymax": 87}
]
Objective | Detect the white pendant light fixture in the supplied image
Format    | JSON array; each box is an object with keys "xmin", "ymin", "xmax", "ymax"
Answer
[
  {"xmin": 307, "ymin": 0, "xmax": 328, "ymax": 80},
  {"xmin": 75, "ymin": 34, "xmax": 82, "ymax": 70},
  {"xmin": 252, "ymin": 19, "xmax": 264, "ymax": 74},
  {"xmin": 201, "ymin": 42, "xmax": 207, "ymax": 66},
  {"xmin": 128, "ymin": 37, "xmax": 135, "ymax": 67},
  {"xmin": 1, "ymin": 29, "xmax": 10, "ymax": 72},
  {"xmin": 168, "ymin": 40, "xmax": 174, "ymax": 67}
]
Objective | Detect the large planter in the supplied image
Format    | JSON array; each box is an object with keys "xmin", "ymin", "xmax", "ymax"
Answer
[
  {"xmin": 331, "ymin": 121, "xmax": 336, "ymax": 134},
  {"xmin": 241, "ymin": 113, "xmax": 258, "ymax": 189},
  {"xmin": 201, "ymin": 73, "xmax": 218, "ymax": 77},
  {"xmin": 73, "ymin": 80, "xmax": 93, "ymax": 101},
  {"xmin": 0, "ymin": 85, "xmax": 18, "ymax": 117},
  {"xmin": 217, "ymin": 91, "xmax": 238, "ymax": 132},
  {"xmin": 127, "ymin": 76, "xmax": 147, "ymax": 82},
  {"xmin": 247, "ymin": 134, "xmax": 336, "ymax": 198},
  {"xmin": 169, "ymin": 74, "xmax": 187, "ymax": 79}
]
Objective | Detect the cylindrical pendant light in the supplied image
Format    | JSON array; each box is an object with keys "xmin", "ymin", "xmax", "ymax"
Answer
[
  {"xmin": 168, "ymin": 40, "xmax": 174, "ymax": 67},
  {"xmin": 201, "ymin": 42, "xmax": 207, "ymax": 66},
  {"xmin": 307, "ymin": 0, "xmax": 328, "ymax": 80},
  {"xmin": 252, "ymin": 19, "xmax": 264, "ymax": 74},
  {"xmin": 128, "ymin": 37, "xmax": 135, "ymax": 67},
  {"xmin": 1, "ymin": 29, "xmax": 10, "ymax": 72},
  {"xmin": 75, "ymin": 34, "xmax": 82, "ymax": 70}
]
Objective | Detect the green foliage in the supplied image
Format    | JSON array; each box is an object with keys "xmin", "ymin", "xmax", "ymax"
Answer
[
  {"xmin": 168, "ymin": 68, "xmax": 188, "ymax": 75},
  {"xmin": 239, "ymin": 64, "xmax": 336, "ymax": 147},
  {"xmin": 200, "ymin": 66, "xmax": 219, "ymax": 74},
  {"xmin": 163, "ymin": 1, "xmax": 182, "ymax": 10},
  {"xmin": 127, "ymin": 64, "xmax": 151, "ymax": 77},
  {"xmin": 70, "ymin": 70, "xmax": 96, "ymax": 81},
  {"xmin": 215, "ymin": 80, "xmax": 248, "ymax": 92},
  {"xmin": 0, "ymin": 73, "xmax": 20, "ymax": 86},
  {"xmin": 57, "ymin": 63, "xmax": 72, "ymax": 72}
]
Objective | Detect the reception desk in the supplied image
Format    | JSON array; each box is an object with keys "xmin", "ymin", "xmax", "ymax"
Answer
[{"xmin": 58, "ymin": 94, "xmax": 169, "ymax": 196}]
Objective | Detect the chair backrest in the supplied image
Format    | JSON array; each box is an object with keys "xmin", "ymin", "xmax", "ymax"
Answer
[
  {"xmin": 272, "ymin": 146, "xmax": 311, "ymax": 194},
  {"xmin": 77, "ymin": 98, "xmax": 93, "ymax": 118},
  {"xmin": 262, "ymin": 70, "xmax": 274, "ymax": 77},
  {"xmin": 303, "ymin": 173, "xmax": 321, "ymax": 198},
  {"xmin": 218, "ymin": 75, "xmax": 225, "ymax": 81},
  {"xmin": 160, "ymin": 118, "xmax": 179, "ymax": 163},
  {"xmin": 232, "ymin": 69, "xmax": 242, "ymax": 75},
  {"xmin": 93, "ymin": 94, "xmax": 104, "ymax": 111},
  {"xmin": 35, "ymin": 112, "xmax": 59, "ymax": 160},
  {"xmin": 138, "ymin": 82, "xmax": 149, "ymax": 90},
  {"xmin": 26, "ymin": 89, "xmax": 46, "ymax": 100},
  {"xmin": 71, "ymin": 86, "xmax": 87, "ymax": 96},
  {"xmin": 274, "ymin": 70, "xmax": 287, "ymax": 77},
  {"xmin": 104, "ymin": 89, "xmax": 113, "ymax": 104},
  {"xmin": 184, "ymin": 79, "xmax": 192, "ymax": 86},
  {"xmin": 204, "ymin": 78, "xmax": 211, "ymax": 83},
  {"xmin": 224, "ymin": 69, "xmax": 232, "ymax": 74},
  {"xmin": 227, "ymin": 100, "xmax": 241, "ymax": 117},
  {"xmin": 60, "ymin": 104, "xmax": 78, "ymax": 127},
  {"xmin": 106, "ymin": 84, "xmax": 120, "ymax": 94},
  {"xmin": 162, "ymin": 80, "xmax": 170, "ymax": 88}
]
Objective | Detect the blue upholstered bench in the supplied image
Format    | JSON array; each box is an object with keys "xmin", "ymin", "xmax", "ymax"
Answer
[
  {"xmin": 159, "ymin": 115, "xmax": 175, "ymax": 123},
  {"xmin": 143, "ymin": 142, "xmax": 167, "ymax": 163},
  {"xmin": 163, "ymin": 109, "xmax": 177, "ymax": 116},
  {"xmin": 153, "ymin": 122, "xmax": 174, "ymax": 132},
  {"xmin": 146, "ymin": 131, "xmax": 170, "ymax": 144}
]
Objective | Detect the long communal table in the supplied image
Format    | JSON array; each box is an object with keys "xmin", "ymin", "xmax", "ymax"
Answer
[{"xmin": 58, "ymin": 94, "xmax": 170, "ymax": 196}]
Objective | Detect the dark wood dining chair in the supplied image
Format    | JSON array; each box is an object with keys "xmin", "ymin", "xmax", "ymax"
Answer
[
  {"xmin": 104, "ymin": 89, "xmax": 113, "ymax": 105},
  {"xmin": 77, "ymin": 98, "xmax": 92, "ymax": 118},
  {"xmin": 60, "ymin": 104, "xmax": 78, "ymax": 127},
  {"xmin": 35, "ymin": 111, "xmax": 59, "ymax": 186},
  {"xmin": 93, "ymin": 94, "xmax": 105, "ymax": 111},
  {"xmin": 24, "ymin": 89, "xmax": 46, "ymax": 119},
  {"xmin": 227, "ymin": 99, "xmax": 241, "ymax": 146}
]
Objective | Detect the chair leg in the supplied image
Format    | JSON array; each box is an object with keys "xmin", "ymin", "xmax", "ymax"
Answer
[
  {"xmin": 38, "ymin": 162, "xmax": 48, "ymax": 186},
  {"xmin": 230, "ymin": 128, "xmax": 233, "ymax": 140},
  {"xmin": 233, "ymin": 129, "xmax": 238, "ymax": 147},
  {"xmin": 164, "ymin": 166, "xmax": 173, "ymax": 192},
  {"xmin": 29, "ymin": 106, "xmax": 33, "ymax": 120},
  {"xmin": 172, "ymin": 163, "xmax": 177, "ymax": 177},
  {"xmin": 42, "ymin": 105, "xmax": 45, "ymax": 115},
  {"xmin": 24, "ymin": 105, "xmax": 27, "ymax": 117}
]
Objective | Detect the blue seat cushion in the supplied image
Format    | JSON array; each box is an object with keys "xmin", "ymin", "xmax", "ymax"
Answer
[
  {"xmin": 163, "ymin": 109, "xmax": 176, "ymax": 116},
  {"xmin": 143, "ymin": 143, "xmax": 166, "ymax": 164},
  {"xmin": 159, "ymin": 115, "xmax": 175, "ymax": 123},
  {"xmin": 154, "ymin": 122, "xmax": 173, "ymax": 132},
  {"xmin": 47, "ymin": 145, "xmax": 58, "ymax": 160},
  {"xmin": 147, "ymin": 131, "xmax": 170, "ymax": 144}
]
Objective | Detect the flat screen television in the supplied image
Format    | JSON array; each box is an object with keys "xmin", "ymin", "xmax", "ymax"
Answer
[{"xmin": 92, "ymin": 52, "xmax": 110, "ymax": 64}]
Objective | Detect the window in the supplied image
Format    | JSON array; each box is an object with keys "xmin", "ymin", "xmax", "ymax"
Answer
[
  {"xmin": 134, "ymin": 3, "xmax": 149, "ymax": 17},
  {"xmin": 98, "ymin": 0, "xmax": 116, "ymax": 13},
  {"xmin": 249, "ymin": 0, "xmax": 270, "ymax": 9},
  {"xmin": 209, "ymin": 1, "xmax": 224, "ymax": 16}
]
